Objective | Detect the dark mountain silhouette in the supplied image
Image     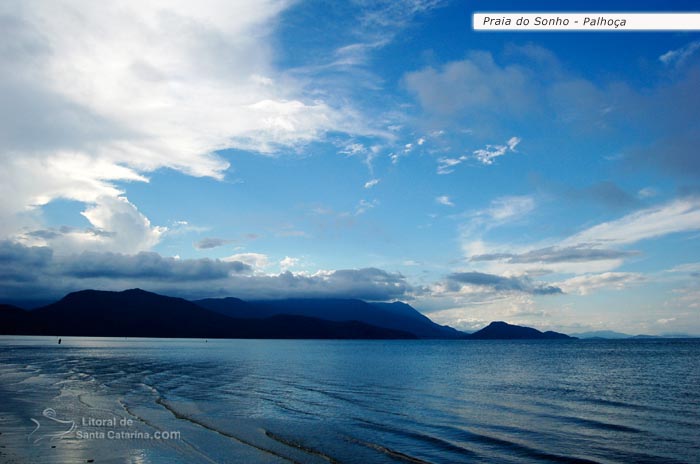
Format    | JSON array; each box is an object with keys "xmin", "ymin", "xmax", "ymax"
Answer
[
  {"xmin": 1, "ymin": 289, "xmax": 416, "ymax": 339},
  {"xmin": 196, "ymin": 297, "xmax": 462, "ymax": 339},
  {"xmin": 0, "ymin": 303, "xmax": 33, "ymax": 334},
  {"xmin": 466, "ymin": 321, "xmax": 576, "ymax": 340}
]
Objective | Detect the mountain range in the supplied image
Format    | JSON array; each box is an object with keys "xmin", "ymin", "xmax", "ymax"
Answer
[{"xmin": 0, "ymin": 288, "xmax": 619, "ymax": 340}]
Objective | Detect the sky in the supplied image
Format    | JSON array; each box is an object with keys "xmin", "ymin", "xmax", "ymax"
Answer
[{"xmin": 1, "ymin": 0, "xmax": 699, "ymax": 335}]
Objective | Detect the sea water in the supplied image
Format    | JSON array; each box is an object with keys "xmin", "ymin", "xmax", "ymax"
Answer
[{"xmin": 0, "ymin": 337, "xmax": 698, "ymax": 463}]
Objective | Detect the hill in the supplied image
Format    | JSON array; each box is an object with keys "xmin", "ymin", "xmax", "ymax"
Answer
[
  {"xmin": 1, "ymin": 289, "xmax": 416, "ymax": 339},
  {"xmin": 466, "ymin": 321, "xmax": 576, "ymax": 340},
  {"xmin": 195, "ymin": 297, "xmax": 462, "ymax": 339}
]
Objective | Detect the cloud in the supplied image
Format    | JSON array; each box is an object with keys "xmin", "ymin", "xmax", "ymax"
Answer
[
  {"xmin": 557, "ymin": 272, "xmax": 646, "ymax": 295},
  {"xmin": 0, "ymin": 240, "xmax": 53, "ymax": 282},
  {"xmin": 446, "ymin": 271, "xmax": 562, "ymax": 295},
  {"xmin": 564, "ymin": 197, "xmax": 700, "ymax": 247},
  {"xmin": 637, "ymin": 187, "xmax": 658, "ymax": 199},
  {"xmin": 435, "ymin": 136, "xmax": 520, "ymax": 174},
  {"xmin": 0, "ymin": 241, "xmax": 412, "ymax": 301},
  {"xmin": 461, "ymin": 197, "xmax": 700, "ymax": 282},
  {"xmin": 223, "ymin": 253, "xmax": 270, "ymax": 270},
  {"xmin": 473, "ymin": 136, "xmax": 520, "ymax": 165},
  {"xmin": 364, "ymin": 178, "xmax": 381, "ymax": 189},
  {"xmin": 18, "ymin": 196, "xmax": 165, "ymax": 254},
  {"xmin": 437, "ymin": 156, "xmax": 465, "ymax": 175},
  {"xmin": 436, "ymin": 195, "xmax": 454, "ymax": 207},
  {"xmin": 427, "ymin": 293, "xmax": 552, "ymax": 331},
  {"xmin": 195, "ymin": 238, "xmax": 233, "ymax": 250},
  {"xmin": 404, "ymin": 51, "xmax": 536, "ymax": 117},
  {"xmin": 484, "ymin": 195, "xmax": 534, "ymax": 221},
  {"xmin": 0, "ymin": 0, "xmax": 382, "ymax": 251},
  {"xmin": 279, "ymin": 256, "xmax": 299, "ymax": 271},
  {"xmin": 659, "ymin": 41, "xmax": 700, "ymax": 67},
  {"xmin": 61, "ymin": 251, "xmax": 251, "ymax": 280},
  {"xmin": 470, "ymin": 245, "xmax": 639, "ymax": 264},
  {"xmin": 355, "ymin": 199, "xmax": 379, "ymax": 215}
]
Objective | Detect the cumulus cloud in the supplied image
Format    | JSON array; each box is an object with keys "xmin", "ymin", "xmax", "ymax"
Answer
[
  {"xmin": 223, "ymin": 253, "xmax": 270, "ymax": 270},
  {"xmin": 0, "ymin": 0, "xmax": 380, "ymax": 252},
  {"xmin": 18, "ymin": 196, "xmax": 165, "ymax": 254},
  {"xmin": 279, "ymin": 256, "xmax": 299, "ymax": 271},
  {"xmin": 0, "ymin": 241, "xmax": 413, "ymax": 301}
]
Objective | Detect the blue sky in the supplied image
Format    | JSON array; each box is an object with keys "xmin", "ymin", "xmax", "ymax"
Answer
[{"xmin": 1, "ymin": 0, "xmax": 699, "ymax": 334}]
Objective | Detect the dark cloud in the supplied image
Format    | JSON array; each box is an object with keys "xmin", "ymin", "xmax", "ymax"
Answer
[
  {"xmin": 447, "ymin": 271, "xmax": 562, "ymax": 295},
  {"xmin": 194, "ymin": 237, "xmax": 233, "ymax": 250},
  {"xmin": 0, "ymin": 241, "xmax": 52, "ymax": 282},
  {"xmin": 470, "ymin": 245, "xmax": 638, "ymax": 264},
  {"xmin": 225, "ymin": 268, "xmax": 413, "ymax": 301},
  {"xmin": 26, "ymin": 226, "xmax": 115, "ymax": 240},
  {"xmin": 0, "ymin": 241, "xmax": 412, "ymax": 302},
  {"xmin": 61, "ymin": 251, "xmax": 251, "ymax": 280}
]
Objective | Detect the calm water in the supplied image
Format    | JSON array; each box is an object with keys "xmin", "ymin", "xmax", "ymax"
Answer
[{"xmin": 0, "ymin": 337, "xmax": 698, "ymax": 463}]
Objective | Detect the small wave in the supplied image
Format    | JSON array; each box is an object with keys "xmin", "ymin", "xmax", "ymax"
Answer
[
  {"xmin": 442, "ymin": 424, "xmax": 602, "ymax": 464},
  {"xmin": 155, "ymin": 397, "xmax": 303, "ymax": 464},
  {"xmin": 541, "ymin": 413, "xmax": 641, "ymax": 434},
  {"xmin": 264, "ymin": 430, "xmax": 341, "ymax": 464},
  {"xmin": 357, "ymin": 421, "xmax": 479, "ymax": 460},
  {"xmin": 344, "ymin": 436, "xmax": 434, "ymax": 464}
]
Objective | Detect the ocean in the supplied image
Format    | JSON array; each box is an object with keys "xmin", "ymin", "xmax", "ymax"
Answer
[{"xmin": 0, "ymin": 337, "xmax": 698, "ymax": 463}]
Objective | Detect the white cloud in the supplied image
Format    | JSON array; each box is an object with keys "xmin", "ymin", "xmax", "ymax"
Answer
[
  {"xmin": 637, "ymin": 187, "xmax": 658, "ymax": 199},
  {"xmin": 279, "ymin": 256, "xmax": 299, "ymax": 271},
  {"xmin": 18, "ymin": 196, "xmax": 164, "ymax": 254},
  {"xmin": 659, "ymin": 41, "xmax": 700, "ymax": 67},
  {"xmin": 557, "ymin": 272, "xmax": 646, "ymax": 296},
  {"xmin": 355, "ymin": 199, "xmax": 379, "ymax": 215},
  {"xmin": 364, "ymin": 178, "xmax": 381, "ymax": 189},
  {"xmin": 460, "ymin": 197, "xmax": 700, "ymax": 285},
  {"xmin": 485, "ymin": 195, "xmax": 533, "ymax": 221},
  {"xmin": 564, "ymin": 197, "xmax": 700, "ymax": 247},
  {"xmin": 223, "ymin": 252, "xmax": 270, "ymax": 270},
  {"xmin": 0, "ymin": 0, "xmax": 379, "ymax": 252},
  {"xmin": 473, "ymin": 136, "xmax": 521, "ymax": 165},
  {"xmin": 436, "ymin": 195, "xmax": 454, "ymax": 207},
  {"xmin": 428, "ymin": 293, "xmax": 551, "ymax": 331},
  {"xmin": 436, "ymin": 156, "xmax": 466, "ymax": 175},
  {"xmin": 435, "ymin": 136, "xmax": 520, "ymax": 173}
]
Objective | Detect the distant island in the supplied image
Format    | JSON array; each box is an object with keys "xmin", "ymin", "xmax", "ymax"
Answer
[
  {"xmin": 2, "ymin": 288, "xmax": 692, "ymax": 340},
  {"xmin": 465, "ymin": 321, "xmax": 575, "ymax": 340}
]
